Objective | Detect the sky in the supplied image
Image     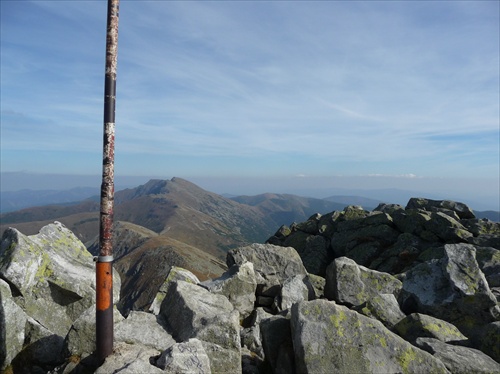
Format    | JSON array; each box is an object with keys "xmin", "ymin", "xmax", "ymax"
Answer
[{"xmin": 1, "ymin": 1, "xmax": 499, "ymax": 209}]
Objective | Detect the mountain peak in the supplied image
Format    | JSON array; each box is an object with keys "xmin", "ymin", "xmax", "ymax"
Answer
[{"xmin": 131, "ymin": 178, "xmax": 206, "ymax": 197}]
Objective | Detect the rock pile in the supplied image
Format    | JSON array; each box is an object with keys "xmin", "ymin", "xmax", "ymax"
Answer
[
  {"xmin": 1, "ymin": 197, "xmax": 499, "ymax": 373},
  {"xmin": 0, "ymin": 222, "xmax": 121, "ymax": 372}
]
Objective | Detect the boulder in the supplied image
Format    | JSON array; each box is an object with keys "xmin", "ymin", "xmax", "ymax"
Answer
[
  {"xmin": 240, "ymin": 326, "xmax": 264, "ymax": 361},
  {"xmin": 149, "ymin": 266, "xmax": 200, "ymax": 315},
  {"xmin": 155, "ymin": 338, "xmax": 211, "ymax": 373},
  {"xmin": 354, "ymin": 293, "xmax": 406, "ymax": 330},
  {"xmin": 284, "ymin": 233, "xmax": 331, "ymax": 276},
  {"xmin": 95, "ymin": 342, "xmax": 163, "ymax": 374},
  {"xmin": 317, "ymin": 210, "xmax": 343, "ymax": 238},
  {"xmin": 474, "ymin": 321, "xmax": 500, "ymax": 363},
  {"xmin": 475, "ymin": 247, "xmax": 500, "ymax": 289},
  {"xmin": 405, "ymin": 198, "xmax": 475, "ymax": 220},
  {"xmin": 392, "ymin": 208, "xmax": 432, "ymax": 237},
  {"xmin": 369, "ymin": 233, "xmax": 424, "ymax": 274},
  {"xmin": 240, "ymin": 307, "xmax": 273, "ymax": 361},
  {"xmin": 338, "ymin": 205, "xmax": 370, "ymax": 221},
  {"xmin": 394, "ymin": 313, "xmax": 468, "ymax": 344},
  {"xmin": 200, "ymin": 262, "xmax": 257, "ymax": 319},
  {"xmin": 115, "ymin": 311, "xmax": 175, "ymax": 352},
  {"xmin": 159, "ymin": 280, "xmax": 241, "ymax": 373},
  {"xmin": 0, "ymin": 223, "xmax": 120, "ymax": 337},
  {"xmin": 290, "ymin": 299, "xmax": 448, "ymax": 373},
  {"xmin": 241, "ymin": 346, "xmax": 263, "ymax": 374},
  {"xmin": 335, "ymin": 211, "xmax": 395, "ymax": 232},
  {"xmin": 424, "ymin": 212, "xmax": 473, "ymax": 243},
  {"xmin": 462, "ymin": 218, "xmax": 500, "ymax": 237},
  {"xmin": 324, "ymin": 257, "xmax": 402, "ymax": 307},
  {"xmin": 294, "ymin": 213, "xmax": 321, "ymax": 234},
  {"xmin": 64, "ymin": 304, "xmax": 124, "ymax": 359},
  {"xmin": 373, "ymin": 203, "xmax": 405, "ymax": 215},
  {"xmin": 260, "ymin": 314, "xmax": 295, "ymax": 374},
  {"xmin": 468, "ymin": 234, "xmax": 500, "ymax": 250},
  {"xmin": 277, "ymin": 275, "xmax": 309, "ymax": 312},
  {"xmin": 416, "ymin": 337, "xmax": 500, "ymax": 374},
  {"xmin": 400, "ymin": 243, "xmax": 499, "ymax": 333},
  {"xmin": 11, "ymin": 316, "xmax": 66, "ymax": 372},
  {"xmin": 306, "ymin": 273, "xmax": 325, "ymax": 299},
  {"xmin": 331, "ymin": 213, "xmax": 400, "ymax": 265},
  {"xmin": 0, "ymin": 278, "xmax": 28, "ymax": 370},
  {"xmin": 227, "ymin": 243, "xmax": 307, "ymax": 297}
]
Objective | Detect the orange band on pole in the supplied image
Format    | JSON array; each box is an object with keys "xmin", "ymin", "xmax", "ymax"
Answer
[{"xmin": 96, "ymin": 262, "xmax": 113, "ymax": 311}]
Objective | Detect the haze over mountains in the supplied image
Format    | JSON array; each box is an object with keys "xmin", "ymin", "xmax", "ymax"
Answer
[{"xmin": 2, "ymin": 171, "xmax": 499, "ymax": 212}]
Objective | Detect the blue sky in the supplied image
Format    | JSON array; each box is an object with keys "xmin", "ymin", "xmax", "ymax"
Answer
[{"xmin": 1, "ymin": 1, "xmax": 499, "ymax": 208}]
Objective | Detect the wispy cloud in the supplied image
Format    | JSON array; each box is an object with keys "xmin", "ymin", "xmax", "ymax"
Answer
[{"xmin": 1, "ymin": 0, "xmax": 498, "ymax": 183}]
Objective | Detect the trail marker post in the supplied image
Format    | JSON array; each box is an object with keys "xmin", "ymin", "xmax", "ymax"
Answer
[{"xmin": 96, "ymin": 0, "xmax": 119, "ymax": 364}]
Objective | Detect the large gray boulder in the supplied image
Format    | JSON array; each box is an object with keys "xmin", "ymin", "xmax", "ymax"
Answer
[
  {"xmin": 8, "ymin": 319, "xmax": 66, "ymax": 373},
  {"xmin": 406, "ymin": 198, "xmax": 475, "ymax": 219},
  {"xmin": 260, "ymin": 314, "xmax": 295, "ymax": 374},
  {"xmin": 0, "ymin": 222, "xmax": 121, "ymax": 370},
  {"xmin": 155, "ymin": 338, "xmax": 211, "ymax": 373},
  {"xmin": 149, "ymin": 266, "xmax": 200, "ymax": 315},
  {"xmin": 115, "ymin": 311, "xmax": 175, "ymax": 352},
  {"xmin": 324, "ymin": 256, "xmax": 402, "ymax": 307},
  {"xmin": 354, "ymin": 293, "xmax": 406, "ymax": 330},
  {"xmin": 476, "ymin": 247, "xmax": 500, "ymax": 298},
  {"xmin": 392, "ymin": 208, "xmax": 432, "ymax": 238},
  {"xmin": 400, "ymin": 243, "xmax": 499, "ymax": 334},
  {"xmin": 227, "ymin": 243, "xmax": 308, "ymax": 314},
  {"xmin": 474, "ymin": 321, "xmax": 500, "ymax": 363},
  {"xmin": 95, "ymin": 342, "xmax": 164, "ymax": 374},
  {"xmin": 0, "ymin": 278, "xmax": 28, "ymax": 370},
  {"xmin": 0, "ymin": 223, "xmax": 121, "ymax": 334},
  {"xmin": 227, "ymin": 244, "xmax": 307, "ymax": 297},
  {"xmin": 240, "ymin": 307, "xmax": 274, "ymax": 367},
  {"xmin": 159, "ymin": 280, "xmax": 241, "ymax": 373},
  {"xmin": 290, "ymin": 299, "xmax": 449, "ymax": 374},
  {"xmin": 283, "ymin": 233, "xmax": 332, "ymax": 276},
  {"xmin": 330, "ymin": 212, "xmax": 400, "ymax": 266},
  {"xmin": 394, "ymin": 313, "xmax": 468, "ymax": 344},
  {"xmin": 277, "ymin": 275, "xmax": 310, "ymax": 312},
  {"xmin": 200, "ymin": 261, "xmax": 257, "ymax": 319},
  {"xmin": 425, "ymin": 211, "xmax": 473, "ymax": 242},
  {"xmin": 416, "ymin": 337, "xmax": 500, "ymax": 374},
  {"xmin": 369, "ymin": 233, "xmax": 424, "ymax": 274},
  {"xmin": 64, "ymin": 304, "xmax": 124, "ymax": 359}
]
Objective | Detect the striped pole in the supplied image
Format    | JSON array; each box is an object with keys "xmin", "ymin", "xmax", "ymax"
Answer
[{"xmin": 96, "ymin": 0, "xmax": 119, "ymax": 364}]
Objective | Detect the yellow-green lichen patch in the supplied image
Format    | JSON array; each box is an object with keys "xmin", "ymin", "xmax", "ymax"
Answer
[
  {"xmin": 422, "ymin": 321, "xmax": 465, "ymax": 340},
  {"xmin": 379, "ymin": 335, "xmax": 387, "ymax": 348},
  {"xmin": 397, "ymin": 347, "xmax": 418, "ymax": 374},
  {"xmin": 329, "ymin": 309, "xmax": 347, "ymax": 337},
  {"xmin": 34, "ymin": 251, "xmax": 54, "ymax": 283}
]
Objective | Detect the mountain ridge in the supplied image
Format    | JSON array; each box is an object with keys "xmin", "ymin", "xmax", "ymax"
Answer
[{"xmin": 0, "ymin": 177, "xmax": 356, "ymax": 313}]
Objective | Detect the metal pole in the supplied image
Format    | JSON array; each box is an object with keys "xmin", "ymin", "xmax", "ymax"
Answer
[{"xmin": 96, "ymin": 0, "xmax": 119, "ymax": 364}]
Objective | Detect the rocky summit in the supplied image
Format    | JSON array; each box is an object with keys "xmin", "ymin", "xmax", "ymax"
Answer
[{"xmin": 1, "ymin": 197, "xmax": 499, "ymax": 373}]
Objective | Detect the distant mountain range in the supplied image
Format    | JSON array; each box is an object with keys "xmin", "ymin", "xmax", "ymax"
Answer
[
  {"xmin": 0, "ymin": 186, "xmax": 99, "ymax": 213},
  {"xmin": 1, "ymin": 177, "xmax": 498, "ymax": 312}
]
